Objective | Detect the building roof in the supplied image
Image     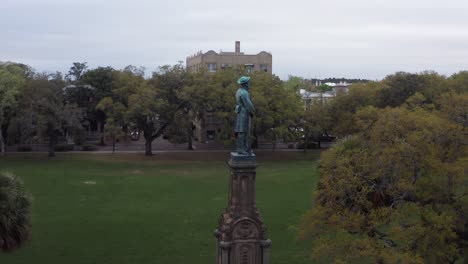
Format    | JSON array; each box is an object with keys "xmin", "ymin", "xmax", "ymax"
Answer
[{"xmin": 63, "ymin": 84, "xmax": 95, "ymax": 91}]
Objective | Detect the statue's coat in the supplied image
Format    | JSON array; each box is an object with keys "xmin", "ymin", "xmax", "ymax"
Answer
[{"xmin": 234, "ymin": 87, "xmax": 255, "ymax": 133}]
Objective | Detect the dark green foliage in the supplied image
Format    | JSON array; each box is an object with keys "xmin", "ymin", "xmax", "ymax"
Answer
[
  {"xmin": 66, "ymin": 62, "xmax": 88, "ymax": 83},
  {"xmin": 7, "ymin": 72, "xmax": 84, "ymax": 157},
  {"xmin": 250, "ymin": 72, "xmax": 303, "ymax": 148},
  {"xmin": 327, "ymin": 81, "xmax": 380, "ymax": 137},
  {"xmin": 0, "ymin": 62, "xmax": 27, "ymax": 155},
  {"xmin": 376, "ymin": 72, "xmax": 425, "ymax": 107},
  {"xmin": 448, "ymin": 71, "xmax": 468, "ymax": 94},
  {"xmin": 79, "ymin": 66, "xmax": 116, "ymax": 139},
  {"xmin": 283, "ymin": 75, "xmax": 309, "ymax": 92},
  {"xmin": 0, "ymin": 172, "xmax": 31, "ymax": 252},
  {"xmin": 298, "ymin": 70, "xmax": 468, "ymax": 263},
  {"xmin": 81, "ymin": 66, "xmax": 115, "ymax": 101},
  {"xmin": 300, "ymin": 106, "xmax": 467, "ymax": 263}
]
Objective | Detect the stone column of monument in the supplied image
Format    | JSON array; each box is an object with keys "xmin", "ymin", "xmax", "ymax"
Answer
[
  {"xmin": 214, "ymin": 155, "xmax": 271, "ymax": 264},
  {"xmin": 214, "ymin": 76, "xmax": 271, "ymax": 264}
]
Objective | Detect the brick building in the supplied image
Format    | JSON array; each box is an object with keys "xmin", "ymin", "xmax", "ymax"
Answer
[{"xmin": 186, "ymin": 41, "xmax": 272, "ymax": 74}]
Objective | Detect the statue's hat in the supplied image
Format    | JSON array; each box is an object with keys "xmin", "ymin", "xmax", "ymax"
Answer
[{"xmin": 237, "ymin": 76, "xmax": 250, "ymax": 85}]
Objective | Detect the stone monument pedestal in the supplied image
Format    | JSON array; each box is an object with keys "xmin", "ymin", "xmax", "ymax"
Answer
[{"xmin": 214, "ymin": 153, "xmax": 271, "ymax": 264}]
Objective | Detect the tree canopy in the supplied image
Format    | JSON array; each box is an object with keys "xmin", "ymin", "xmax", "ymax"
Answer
[
  {"xmin": 299, "ymin": 73, "xmax": 468, "ymax": 263},
  {"xmin": 0, "ymin": 63, "xmax": 27, "ymax": 155}
]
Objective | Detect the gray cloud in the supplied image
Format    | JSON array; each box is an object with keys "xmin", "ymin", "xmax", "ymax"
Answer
[{"xmin": 1, "ymin": 0, "xmax": 467, "ymax": 79}]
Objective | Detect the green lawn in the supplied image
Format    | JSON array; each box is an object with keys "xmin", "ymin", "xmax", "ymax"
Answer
[{"xmin": 0, "ymin": 151, "xmax": 320, "ymax": 264}]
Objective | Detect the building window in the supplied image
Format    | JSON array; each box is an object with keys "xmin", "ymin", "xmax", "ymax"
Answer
[
  {"xmin": 221, "ymin": 64, "xmax": 231, "ymax": 70},
  {"xmin": 207, "ymin": 63, "xmax": 217, "ymax": 72},
  {"xmin": 245, "ymin": 64, "xmax": 254, "ymax": 73},
  {"xmin": 260, "ymin": 64, "xmax": 269, "ymax": 72}
]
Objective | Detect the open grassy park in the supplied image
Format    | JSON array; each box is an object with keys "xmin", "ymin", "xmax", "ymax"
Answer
[{"xmin": 0, "ymin": 151, "xmax": 320, "ymax": 264}]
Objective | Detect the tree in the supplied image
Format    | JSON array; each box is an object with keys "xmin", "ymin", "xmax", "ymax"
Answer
[
  {"xmin": 283, "ymin": 75, "xmax": 309, "ymax": 92},
  {"xmin": 417, "ymin": 71, "xmax": 449, "ymax": 104},
  {"xmin": 302, "ymin": 101, "xmax": 332, "ymax": 150},
  {"xmin": 328, "ymin": 82, "xmax": 380, "ymax": 137},
  {"xmin": 81, "ymin": 66, "xmax": 115, "ymax": 101},
  {"xmin": 0, "ymin": 172, "xmax": 31, "ymax": 252},
  {"xmin": 376, "ymin": 72, "xmax": 426, "ymax": 108},
  {"xmin": 125, "ymin": 78, "xmax": 165, "ymax": 156},
  {"xmin": 140, "ymin": 64, "xmax": 189, "ymax": 155},
  {"xmin": 79, "ymin": 66, "xmax": 116, "ymax": 143},
  {"xmin": 12, "ymin": 76, "xmax": 83, "ymax": 157},
  {"xmin": 177, "ymin": 69, "xmax": 219, "ymax": 149},
  {"xmin": 448, "ymin": 71, "xmax": 468, "ymax": 94},
  {"xmin": 162, "ymin": 109, "xmax": 193, "ymax": 147},
  {"xmin": 116, "ymin": 64, "xmax": 189, "ymax": 156},
  {"xmin": 0, "ymin": 63, "xmax": 27, "ymax": 156},
  {"xmin": 123, "ymin": 65, "xmax": 145, "ymax": 77},
  {"xmin": 205, "ymin": 68, "xmax": 239, "ymax": 146},
  {"xmin": 299, "ymin": 106, "xmax": 467, "ymax": 263},
  {"xmin": 1, "ymin": 62, "xmax": 34, "ymax": 80},
  {"xmin": 66, "ymin": 62, "xmax": 88, "ymax": 83},
  {"xmin": 249, "ymin": 72, "xmax": 302, "ymax": 150},
  {"xmin": 96, "ymin": 97, "xmax": 126, "ymax": 153},
  {"xmin": 436, "ymin": 90, "xmax": 468, "ymax": 128}
]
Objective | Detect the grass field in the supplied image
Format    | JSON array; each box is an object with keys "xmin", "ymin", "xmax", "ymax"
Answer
[{"xmin": 0, "ymin": 151, "xmax": 320, "ymax": 264}]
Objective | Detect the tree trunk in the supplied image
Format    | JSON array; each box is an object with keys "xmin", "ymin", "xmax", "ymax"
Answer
[
  {"xmin": 187, "ymin": 135, "xmax": 193, "ymax": 150},
  {"xmin": 112, "ymin": 134, "xmax": 116, "ymax": 154},
  {"xmin": 252, "ymin": 125, "xmax": 258, "ymax": 149},
  {"xmin": 463, "ymin": 245, "xmax": 468, "ymax": 264},
  {"xmin": 200, "ymin": 116, "xmax": 206, "ymax": 143},
  {"xmin": 98, "ymin": 121, "xmax": 105, "ymax": 145},
  {"xmin": 317, "ymin": 139, "xmax": 321, "ymax": 149},
  {"xmin": 0, "ymin": 127, "xmax": 5, "ymax": 156},
  {"xmin": 187, "ymin": 123, "xmax": 193, "ymax": 150},
  {"xmin": 48, "ymin": 135, "xmax": 55, "ymax": 157},
  {"xmin": 145, "ymin": 138, "xmax": 152, "ymax": 156}
]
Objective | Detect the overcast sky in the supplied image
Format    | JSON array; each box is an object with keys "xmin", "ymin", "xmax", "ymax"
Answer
[{"xmin": 1, "ymin": 0, "xmax": 467, "ymax": 80}]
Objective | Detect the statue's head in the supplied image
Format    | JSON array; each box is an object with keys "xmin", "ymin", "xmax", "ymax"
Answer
[{"xmin": 237, "ymin": 76, "xmax": 250, "ymax": 89}]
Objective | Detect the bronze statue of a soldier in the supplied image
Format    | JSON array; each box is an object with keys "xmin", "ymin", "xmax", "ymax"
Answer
[{"xmin": 234, "ymin": 76, "xmax": 255, "ymax": 155}]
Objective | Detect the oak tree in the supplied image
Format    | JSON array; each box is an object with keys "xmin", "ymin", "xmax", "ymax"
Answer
[{"xmin": 300, "ymin": 106, "xmax": 467, "ymax": 263}]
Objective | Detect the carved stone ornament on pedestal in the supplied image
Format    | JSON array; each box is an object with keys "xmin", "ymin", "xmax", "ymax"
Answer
[{"xmin": 214, "ymin": 153, "xmax": 271, "ymax": 264}]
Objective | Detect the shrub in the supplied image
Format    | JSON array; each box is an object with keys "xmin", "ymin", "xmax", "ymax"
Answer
[
  {"xmin": 81, "ymin": 144, "xmax": 97, "ymax": 151},
  {"xmin": 16, "ymin": 145, "xmax": 32, "ymax": 152},
  {"xmin": 53, "ymin": 144, "xmax": 75, "ymax": 152},
  {"xmin": 0, "ymin": 172, "xmax": 32, "ymax": 252}
]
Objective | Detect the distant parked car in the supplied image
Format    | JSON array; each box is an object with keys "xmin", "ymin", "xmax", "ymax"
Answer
[{"xmin": 130, "ymin": 131, "xmax": 140, "ymax": 141}]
